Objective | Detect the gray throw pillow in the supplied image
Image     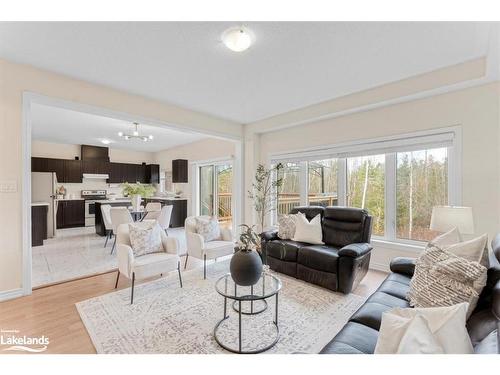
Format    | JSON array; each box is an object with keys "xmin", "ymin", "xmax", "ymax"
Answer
[{"xmin": 277, "ymin": 214, "xmax": 298, "ymax": 240}]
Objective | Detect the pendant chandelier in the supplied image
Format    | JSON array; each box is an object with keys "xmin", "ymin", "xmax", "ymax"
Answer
[{"xmin": 118, "ymin": 122, "xmax": 154, "ymax": 142}]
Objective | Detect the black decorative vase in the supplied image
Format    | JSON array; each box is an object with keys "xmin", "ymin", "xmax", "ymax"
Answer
[{"xmin": 230, "ymin": 248, "xmax": 263, "ymax": 286}]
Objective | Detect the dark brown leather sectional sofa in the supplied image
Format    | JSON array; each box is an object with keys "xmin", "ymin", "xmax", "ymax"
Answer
[{"xmin": 261, "ymin": 206, "xmax": 373, "ymax": 294}]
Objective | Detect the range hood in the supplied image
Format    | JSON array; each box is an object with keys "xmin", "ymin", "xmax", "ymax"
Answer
[{"xmin": 82, "ymin": 173, "xmax": 109, "ymax": 180}]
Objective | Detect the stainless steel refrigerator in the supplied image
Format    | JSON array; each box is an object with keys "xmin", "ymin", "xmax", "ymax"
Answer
[{"xmin": 31, "ymin": 172, "xmax": 58, "ymax": 238}]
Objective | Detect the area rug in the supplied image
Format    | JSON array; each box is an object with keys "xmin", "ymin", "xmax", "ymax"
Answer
[{"xmin": 76, "ymin": 261, "xmax": 364, "ymax": 354}]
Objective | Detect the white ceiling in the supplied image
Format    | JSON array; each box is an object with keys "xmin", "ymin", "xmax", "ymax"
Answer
[
  {"xmin": 0, "ymin": 22, "xmax": 494, "ymax": 123},
  {"xmin": 31, "ymin": 103, "xmax": 207, "ymax": 152}
]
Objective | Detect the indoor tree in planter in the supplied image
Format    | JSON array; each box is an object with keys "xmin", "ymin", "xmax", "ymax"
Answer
[
  {"xmin": 122, "ymin": 182, "xmax": 156, "ymax": 211},
  {"xmin": 248, "ymin": 163, "xmax": 284, "ymax": 233}
]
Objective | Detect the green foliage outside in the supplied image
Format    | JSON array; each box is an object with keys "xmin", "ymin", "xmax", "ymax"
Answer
[{"xmin": 122, "ymin": 182, "xmax": 156, "ymax": 197}]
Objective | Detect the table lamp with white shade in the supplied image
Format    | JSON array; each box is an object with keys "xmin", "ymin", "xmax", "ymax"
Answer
[{"xmin": 430, "ymin": 206, "xmax": 475, "ymax": 235}]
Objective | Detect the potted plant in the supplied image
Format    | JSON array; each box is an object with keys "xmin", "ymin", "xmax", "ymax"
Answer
[
  {"xmin": 230, "ymin": 224, "xmax": 263, "ymax": 286},
  {"xmin": 122, "ymin": 182, "xmax": 156, "ymax": 211},
  {"xmin": 248, "ymin": 163, "xmax": 284, "ymax": 262}
]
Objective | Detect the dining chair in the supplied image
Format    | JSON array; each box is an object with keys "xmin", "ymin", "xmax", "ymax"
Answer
[
  {"xmin": 110, "ymin": 207, "xmax": 134, "ymax": 254},
  {"xmin": 143, "ymin": 202, "xmax": 162, "ymax": 221},
  {"xmin": 157, "ymin": 205, "xmax": 173, "ymax": 235},
  {"xmin": 101, "ymin": 204, "xmax": 113, "ymax": 247}
]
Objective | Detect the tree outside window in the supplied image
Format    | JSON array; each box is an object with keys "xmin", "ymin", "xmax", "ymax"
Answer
[
  {"xmin": 396, "ymin": 148, "xmax": 448, "ymax": 241},
  {"xmin": 347, "ymin": 155, "xmax": 385, "ymax": 236}
]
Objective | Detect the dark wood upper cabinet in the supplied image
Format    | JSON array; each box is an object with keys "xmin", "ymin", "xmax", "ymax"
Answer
[
  {"xmin": 33, "ymin": 156, "xmax": 159, "ymax": 184},
  {"xmin": 82, "ymin": 159, "xmax": 110, "ymax": 175},
  {"xmin": 146, "ymin": 164, "xmax": 160, "ymax": 184},
  {"xmin": 81, "ymin": 145, "xmax": 109, "ymax": 162},
  {"xmin": 172, "ymin": 159, "xmax": 188, "ymax": 183},
  {"xmin": 63, "ymin": 160, "xmax": 82, "ymax": 183}
]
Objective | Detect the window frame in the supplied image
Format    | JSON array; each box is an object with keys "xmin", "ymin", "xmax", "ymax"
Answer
[{"xmin": 269, "ymin": 126, "xmax": 461, "ymax": 244}]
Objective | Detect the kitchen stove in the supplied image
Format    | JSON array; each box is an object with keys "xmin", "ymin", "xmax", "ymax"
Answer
[{"xmin": 82, "ymin": 190, "xmax": 107, "ymax": 227}]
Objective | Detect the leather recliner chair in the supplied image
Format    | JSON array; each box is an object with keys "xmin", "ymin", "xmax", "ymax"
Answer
[{"xmin": 261, "ymin": 206, "xmax": 373, "ymax": 294}]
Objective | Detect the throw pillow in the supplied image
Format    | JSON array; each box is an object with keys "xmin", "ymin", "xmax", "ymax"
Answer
[
  {"xmin": 277, "ymin": 214, "xmax": 298, "ymax": 240},
  {"xmin": 429, "ymin": 227, "xmax": 462, "ymax": 248},
  {"xmin": 292, "ymin": 213, "xmax": 324, "ymax": 245},
  {"xmin": 396, "ymin": 315, "xmax": 445, "ymax": 354},
  {"xmin": 195, "ymin": 216, "xmax": 221, "ymax": 242},
  {"xmin": 445, "ymin": 233, "xmax": 489, "ymax": 268},
  {"xmin": 128, "ymin": 221, "xmax": 164, "ymax": 257},
  {"xmin": 375, "ymin": 303, "xmax": 473, "ymax": 354},
  {"xmin": 407, "ymin": 245, "xmax": 487, "ymax": 316}
]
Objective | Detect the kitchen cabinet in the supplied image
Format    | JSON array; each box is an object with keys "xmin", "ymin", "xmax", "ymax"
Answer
[
  {"xmin": 146, "ymin": 164, "xmax": 160, "ymax": 184},
  {"xmin": 63, "ymin": 160, "xmax": 82, "ymax": 183},
  {"xmin": 82, "ymin": 159, "xmax": 110, "ymax": 175},
  {"xmin": 172, "ymin": 159, "xmax": 188, "ymax": 183},
  {"xmin": 56, "ymin": 200, "xmax": 85, "ymax": 229},
  {"xmin": 108, "ymin": 162, "xmax": 126, "ymax": 183},
  {"xmin": 33, "ymin": 157, "xmax": 159, "ymax": 184},
  {"xmin": 32, "ymin": 205, "xmax": 48, "ymax": 246}
]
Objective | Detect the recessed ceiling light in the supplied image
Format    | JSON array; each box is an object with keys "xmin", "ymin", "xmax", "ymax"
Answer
[
  {"xmin": 101, "ymin": 139, "xmax": 111, "ymax": 145},
  {"xmin": 221, "ymin": 26, "xmax": 253, "ymax": 52}
]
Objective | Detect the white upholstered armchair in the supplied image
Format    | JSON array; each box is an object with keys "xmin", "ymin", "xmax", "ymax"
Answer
[
  {"xmin": 115, "ymin": 223, "xmax": 182, "ymax": 304},
  {"xmin": 184, "ymin": 216, "xmax": 234, "ymax": 279}
]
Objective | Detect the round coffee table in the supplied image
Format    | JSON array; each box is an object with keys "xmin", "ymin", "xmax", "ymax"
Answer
[{"xmin": 214, "ymin": 272, "xmax": 282, "ymax": 354}]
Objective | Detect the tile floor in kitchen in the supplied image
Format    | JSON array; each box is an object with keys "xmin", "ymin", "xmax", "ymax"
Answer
[{"xmin": 32, "ymin": 226, "xmax": 189, "ymax": 288}]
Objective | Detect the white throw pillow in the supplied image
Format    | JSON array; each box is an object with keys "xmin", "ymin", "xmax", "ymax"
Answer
[
  {"xmin": 429, "ymin": 227, "xmax": 462, "ymax": 248},
  {"xmin": 195, "ymin": 216, "xmax": 221, "ymax": 242},
  {"xmin": 396, "ymin": 315, "xmax": 445, "ymax": 354},
  {"xmin": 277, "ymin": 214, "xmax": 298, "ymax": 240},
  {"xmin": 445, "ymin": 233, "xmax": 488, "ymax": 267},
  {"xmin": 292, "ymin": 213, "xmax": 324, "ymax": 245},
  {"xmin": 128, "ymin": 221, "xmax": 164, "ymax": 257},
  {"xmin": 375, "ymin": 303, "xmax": 473, "ymax": 354}
]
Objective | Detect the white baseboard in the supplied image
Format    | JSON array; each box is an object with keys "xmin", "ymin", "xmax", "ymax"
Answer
[{"xmin": 0, "ymin": 288, "xmax": 24, "ymax": 302}]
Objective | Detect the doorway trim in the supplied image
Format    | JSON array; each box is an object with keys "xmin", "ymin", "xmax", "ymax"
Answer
[{"xmin": 21, "ymin": 92, "xmax": 244, "ymax": 298}]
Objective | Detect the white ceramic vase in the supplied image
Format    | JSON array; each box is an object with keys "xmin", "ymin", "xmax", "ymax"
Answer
[{"xmin": 131, "ymin": 195, "xmax": 142, "ymax": 211}]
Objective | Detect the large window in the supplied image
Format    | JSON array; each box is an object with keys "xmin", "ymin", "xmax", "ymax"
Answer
[
  {"xmin": 308, "ymin": 159, "xmax": 338, "ymax": 207},
  {"xmin": 347, "ymin": 155, "xmax": 385, "ymax": 236},
  {"xmin": 272, "ymin": 129, "xmax": 456, "ymax": 243},
  {"xmin": 396, "ymin": 148, "xmax": 448, "ymax": 241}
]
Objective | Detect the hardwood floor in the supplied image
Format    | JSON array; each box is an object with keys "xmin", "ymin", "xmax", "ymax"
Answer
[{"xmin": 0, "ymin": 265, "xmax": 387, "ymax": 354}]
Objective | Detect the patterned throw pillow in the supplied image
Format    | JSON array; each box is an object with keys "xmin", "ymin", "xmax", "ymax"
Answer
[
  {"xmin": 277, "ymin": 214, "xmax": 298, "ymax": 240},
  {"xmin": 407, "ymin": 244, "xmax": 487, "ymax": 317},
  {"xmin": 195, "ymin": 216, "xmax": 221, "ymax": 242},
  {"xmin": 128, "ymin": 221, "xmax": 164, "ymax": 257}
]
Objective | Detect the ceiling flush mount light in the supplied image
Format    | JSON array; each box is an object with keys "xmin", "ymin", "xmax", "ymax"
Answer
[
  {"xmin": 118, "ymin": 122, "xmax": 154, "ymax": 142},
  {"xmin": 221, "ymin": 26, "xmax": 253, "ymax": 52}
]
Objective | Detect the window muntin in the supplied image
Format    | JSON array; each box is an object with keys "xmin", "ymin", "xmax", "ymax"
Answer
[
  {"xmin": 277, "ymin": 162, "xmax": 301, "ymax": 215},
  {"xmin": 307, "ymin": 159, "xmax": 339, "ymax": 207},
  {"xmin": 346, "ymin": 155, "xmax": 385, "ymax": 236},
  {"xmin": 396, "ymin": 148, "xmax": 448, "ymax": 241}
]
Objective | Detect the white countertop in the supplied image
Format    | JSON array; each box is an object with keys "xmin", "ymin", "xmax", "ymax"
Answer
[
  {"xmin": 96, "ymin": 199, "xmax": 132, "ymax": 204},
  {"xmin": 32, "ymin": 202, "xmax": 50, "ymax": 206},
  {"xmin": 148, "ymin": 196, "xmax": 188, "ymax": 201},
  {"xmin": 56, "ymin": 198, "xmax": 84, "ymax": 201}
]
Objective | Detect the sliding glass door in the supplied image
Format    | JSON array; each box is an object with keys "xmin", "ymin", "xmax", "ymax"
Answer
[{"xmin": 199, "ymin": 162, "xmax": 233, "ymax": 224}]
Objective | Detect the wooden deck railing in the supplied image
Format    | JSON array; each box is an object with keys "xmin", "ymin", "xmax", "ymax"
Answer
[{"xmin": 202, "ymin": 193, "xmax": 338, "ymax": 222}]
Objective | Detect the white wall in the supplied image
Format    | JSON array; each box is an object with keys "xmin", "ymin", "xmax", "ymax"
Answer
[
  {"xmin": 0, "ymin": 58, "xmax": 242, "ymax": 297},
  {"xmin": 154, "ymin": 138, "xmax": 236, "ymax": 215},
  {"xmin": 250, "ymin": 82, "xmax": 500, "ymax": 271}
]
